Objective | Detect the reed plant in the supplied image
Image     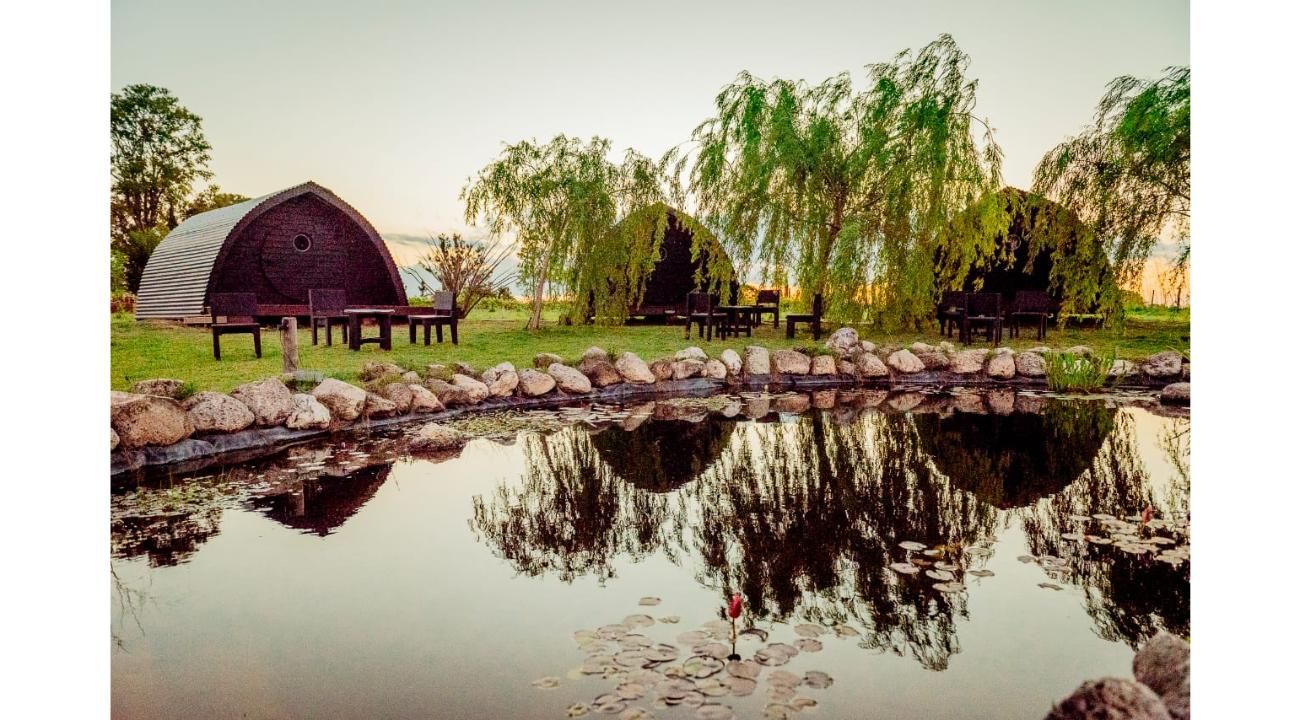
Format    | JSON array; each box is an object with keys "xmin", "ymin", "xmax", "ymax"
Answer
[{"xmin": 1044, "ymin": 349, "xmax": 1117, "ymax": 392}]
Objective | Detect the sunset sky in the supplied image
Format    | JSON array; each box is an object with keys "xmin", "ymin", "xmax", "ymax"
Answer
[{"xmin": 112, "ymin": 0, "xmax": 1189, "ymax": 280}]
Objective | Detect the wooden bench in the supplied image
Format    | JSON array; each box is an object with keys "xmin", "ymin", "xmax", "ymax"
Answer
[
  {"xmin": 407, "ymin": 291, "xmax": 458, "ymax": 345},
  {"xmin": 209, "ymin": 293, "xmax": 262, "ymax": 360}
]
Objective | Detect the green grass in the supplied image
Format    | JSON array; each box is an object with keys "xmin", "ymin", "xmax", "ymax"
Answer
[
  {"xmin": 1044, "ymin": 349, "xmax": 1118, "ymax": 392},
  {"xmin": 110, "ymin": 305, "xmax": 1190, "ymax": 393}
]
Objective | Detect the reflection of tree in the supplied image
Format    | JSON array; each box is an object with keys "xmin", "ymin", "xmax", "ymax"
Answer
[
  {"xmin": 590, "ymin": 418, "xmax": 736, "ymax": 492},
  {"xmin": 251, "ymin": 464, "xmax": 392, "ymax": 536},
  {"xmin": 111, "ymin": 489, "xmax": 225, "ymax": 567},
  {"xmin": 1020, "ymin": 411, "xmax": 1191, "ymax": 648}
]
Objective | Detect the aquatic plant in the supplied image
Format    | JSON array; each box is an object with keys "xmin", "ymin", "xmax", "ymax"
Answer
[{"xmin": 1044, "ymin": 349, "xmax": 1117, "ymax": 392}]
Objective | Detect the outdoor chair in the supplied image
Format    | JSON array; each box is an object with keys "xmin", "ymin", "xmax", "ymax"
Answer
[
  {"xmin": 686, "ymin": 291, "xmax": 726, "ymax": 341},
  {"xmin": 308, "ymin": 289, "xmax": 350, "ymax": 346},
  {"xmin": 754, "ymin": 289, "xmax": 781, "ymax": 329},
  {"xmin": 937, "ymin": 291, "xmax": 967, "ymax": 338},
  {"xmin": 1007, "ymin": 290, "xmax": 1055, "ymax": 340},
  {"xmin": 407, "ymin": 291, "xmax": 458, "ymax": 345},
  {"xmin": 785, "ymin": 293, "xmax": 824, "ymax": 340},
  {"xmin": 209, "ymin": 292, "xmax": 261, "ymax": 360},
  {"xmin": 961, "ymin": 292, "xmax": 1003, "ymax": 344}
]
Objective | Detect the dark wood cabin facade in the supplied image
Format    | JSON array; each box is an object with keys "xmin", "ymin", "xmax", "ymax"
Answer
[{"xmin": 135, "ymin": 182, "xmax": 406, "ymax": 321}]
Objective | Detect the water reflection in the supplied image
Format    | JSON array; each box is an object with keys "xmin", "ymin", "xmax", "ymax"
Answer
[{"xmin": 250, "ymin": 464, "xmax": 392, "ymax": 535}]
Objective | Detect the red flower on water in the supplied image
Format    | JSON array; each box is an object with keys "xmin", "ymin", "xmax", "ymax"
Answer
[{"xmin": 728, "ymin": 593, "xmax": 743, "ymax": 619}]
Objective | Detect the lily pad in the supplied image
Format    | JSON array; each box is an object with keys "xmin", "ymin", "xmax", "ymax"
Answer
[
  {"xmin": 677, "ymin": 630, "xmax": 711, "ymax": 645},
  {"xmin": 683, "ymin": 655, "xmax": 725, "ymax": 679},
  {"xmin": 767, "ymin": 670, "xmax": 801, "ymax": 688},
  {"xmin": 568, "ymin": 703, "xmax": 591, "ymax": 717},
  {"xmin": 898, "ymin": 541, "xmax": 928, "ymax": 551},
  {"xmin": 793, "ymin": 623, "xmax": 824, "ymax": 638},
  {"xmin": 694, "ymin": 704, "xmax": 735, "ymax": 720},
  {"xmin": 790, "ymin": 696, "xmax": 818, "ymax": 710},
  {"xmin": 619, "ymin": 708, "xmax": 655, "ymax": 720},
  {"xmin": 1017, "ymin": 555, "xmax": 1036, "ymax": 563},
  {"xmin": 925, "ymin": 569, "xmax": 955, "ymax": 582},
  {"xmin": 693, "ymin": 642, "xmax": 731, "ymax": 660},
  {"xmin": 803, "ymin": 670, "xmax": 834, "ymax": 689},
  {"xmin": 599, "ymin": 624, "xmax": 630, "ymax": 640},
  {"xmin": 616, "ymin": 683, "xmax": 646, "ymax": 700},
  {"xmin": 794, "ymin": 639, "xmax": 823, "ymax": 653},
  {"xmin": 593, "ymin": 694, "xmax": 627, "ymax": 714},
  {"xmin": 623, "ymin": 614, "xmax": 655, "ymax": 629},
  {"xmin": 763, "ymin": 704, "xmax": 796, "ymax": 720},
  {"xmin": 739, "ymin": 628, "xmax": 769, "ymax": 643},
  {"xmin": 659, "ymin": 616, "xmax": 681, "ymax": 624},
  {"xmin": 696, "ymin": 678, "xmax": 730, "ymax": 697},
  {"xmin": 638, "ymin": 596, "xmax": 662, "ymax": 607},
  {"xmin": 1038, "ymin": 582, "xmax": 1063, "ymax": 590},
  {"xmin": 933, "ymin": 561, "xmax": 959, "ymax": 572},
  {"xmin": 726, "ymin": 659, "xmax": 761, "ymax": 679},
  {"xmin": 967, "ymin": 569, "xmax": 995, "ymax": 578},
  {"xmin": 933, "ymin": 582, "xmax": 965, "ymax": 593},
  {"xmin": 727, "ymin": 677, "xmax": 757, "ymax": 697},
  {"xmin": 767, "ymin": 685, "xmax": 795, "ymax": 703},
  {"xmin": 532, "ymin": 676, "xmax": 561, "ymax": 689},
  {"xmin": 834, "ymin": 624, "xmax": 860, "ymax": 638},
  {"xmin": 616, "ymin": 650, "xmax": 650, "ymax": 668},
  {"xmin": 922, "ymin": 549, "xmax": 944, "ymax": 557},
  {"xmin": 889, "ymin": 562, "xmax": 920, "ymax": 575},
  {"xmin": 645, "ymin": 643, "xmax": 680, "ymax": 663}
]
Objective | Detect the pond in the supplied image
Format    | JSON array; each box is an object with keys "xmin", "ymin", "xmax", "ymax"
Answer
[{"xmin": 111, "ymin": 388, "xmax": 1190, "ymax": 720}]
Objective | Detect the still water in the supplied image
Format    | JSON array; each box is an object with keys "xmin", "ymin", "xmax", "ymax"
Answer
[{"xmin": 111, "ymin": 389, "xmax": 1189, "ymax": 720}]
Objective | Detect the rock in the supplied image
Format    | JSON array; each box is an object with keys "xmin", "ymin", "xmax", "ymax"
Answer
[
  {"xmin": 938, "ymin": 341, "xmax": 956, "ymax": 353},
  {"xmin": 424, "ymin": 378, "xmax": 474, "ymax": 407},
  {"xmin": 410, "ymin": 422, "xmax": 469, "ymax": 452},
  {"xmin": 1044, "ymin": 678, "xmax": 1171, "ymax": 720},
  {"xmin": 887, "ymin": 391, "xmax": 925, "ymax": 412},
  {"xmin": 1144, "ymin": 351, "xmax": 1184, "ymax": 378},
  {"xmin": 886, "ymin": 350, "xmax": 925, "ymax": 374},
  {"xmin": 548, "ymin": 363, "xmax": 592, "ymax": 394},
  {"xmin": 743, "ymin": 346, "xmax": 771, "ymax": 375},
  {"xmin": 451, "ymin": 373, "xmax": 490, "ymax": 403},
  {"xmin": 577, "ymin": 357, "xmax": 623, "ymax": 387},
  {"xmin": 285, "ymin": 393, "xmax": 331, "ymax": 429},
  {"xmin": 580, "ymin": 346, "xmax": 609, "ymax": 362},
  {"xmin": 1132, "ymin": 631, "xmax": 1190, "ymax": 720},
  {"xmin": 774, "ymin": 394, "xmax": 811, "ymax": 413},
  {"xmin": 111, "ymin": 393, "xmax": 195, "ymax": 448},
  {"xmin": 950, "ymin": 349, "xmax": 990, "ymax": 375},
  {"xmin": 1014, "ymin": 394, "xmax": 1048, "ymax": 415},
  {"xmin": 675, "ymin": 346, "xmax": 708, "ymax": 361},
  {"xmin": 825, "ymin": 327, "xmax": 860, "ymax": 356},
  {"xmin": 649, "ymin": 358, "xmax": 675, "ymax": 381},
  {"xmin": 704, "ymin": 359, "xmax": 728, "ymax": 380},
  {"xmin": 311, "ymin": 378, "xmax": 368, "ymax": 421},
  {"xmin": 407, "ymin": 384, "xmax": 443, "ymax": 412},
  {"xmin": 425, "ymin": 363, "xmax": 454, "ymax": 381},
  {"xmin": 380, "ymin": 383, "xmax": 415, "ymax": 413},
  {"xmin": 910, "ymin": 342, "xmax": 935, "ymax": 354},
  {"xmin": 855, "ymin": 352, "xmax": 889, "ymax": 377},
  {"xmin": 1065, "ymin": 345, "xmax": 1093, "ymax": 356},
  {"xmin": 772, "ymin": 349, "xmax": 812, "ymax": 375},
  {"xmin": 182, "ymin": 392, "xmax": 255, "ymax": 434},
  {"xmin": 953, "ymin": 392, "xmax": 987, "ymax": 414},
  {"xmin": 986, "ymin": 352, "xmax": 1016, "ymax": 379},
  {"xmin": 1181, "ymin": 362, "xmax": 1190, "ymax": 381},
  {"xmin": 811, "ymin": 390, "xmax": 836, "ymax": 409},
  {"xmin": 482, "ymin": 362, "xmax": 520, "ymax": 397},
  {"xmin": 1160, "ymin": 382, "xmax": 1190, "ymax": 406},
  {"xmin": 837, "ymin": 359, "xmax": 856, "ymax": 376},
  {"xmin": 614, "ymin": 352, "xmax": 656, "ymax": 384},
  {"xmin": 131, "ymin": 378, "xmax": 186, "ymax": 399},
  {"xmin": 992, "ymin": 346, "xmax": 1015, "ymax": 356},
  {"xmin": 987, "ymin": 388, "xmax": 1015, "ymax": 414},
  {"xmin": 533, "ymin": 352, "xmax": 564, "ymax": 369},
  {"xmin": 811, "ymin": 355, "xmax": 837, "ymax": 375},
  {"xmin": 859, "ymin": 340, "xmax": 878, "ymax": 354},
  {"xmin": 230, "ymin": 378, "xmax": 294, "ymax": 426},
  {"xmin": 452, "ymin": 361, "xmax": 478, "ymax": 377},
  {"xmin": 915, "ymin": 351, "xmax": 949, "ymax": 371},
  {"xmin": 400, "ymin": 371, "xmax": 421, "ymax": 385},
  {"xmin": 1015, "ymin": 351, "xmax": 1047, "ymax": 377},
  {"xmin": 360, "ymin": 361, "xmax": 406, "ymax": 381},
  {"xmin": 516, "ymin": 369, "xmax": 556, "ymax": 397},
  {"xmin": 363, "ymin": 392, "xmax": 400, "ymax": 418},
  {"xmin": 672, "ymin": 358, "xmax": 707, "ymax": 380},
  {"xmin": 111, "ymin": 428, "xmax": 119, "ymax": 451},
  {"xmin": 1110, "ymin": 359, "xmax": 1138, "ymax": 378},
  {"xmin": 720, "ymin": 349, "xmax": 742, "ymax": 376},
  {"xmin": 743, "ymin": 396, "xmax": 772, "ymax": 419}
]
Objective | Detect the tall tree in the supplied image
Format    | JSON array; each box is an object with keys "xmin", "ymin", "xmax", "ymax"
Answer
[
  {"xmin": 462, "ymin": 135, "xmax": 667, "ymax": 329},
  {"xmin": 668, "ymin": 34, "xmax": 1005, "ymax": 327},
  {"xmin": 183, "ymin": 185, "xmax": 249, "ymax": 220},
  {"xmin": 1033, "ymin": 66, "xmax": 1190, "ymax": 294},
  {"xmin": 110, "ymin": 84, "xmax": 213, "ymax": 291}
]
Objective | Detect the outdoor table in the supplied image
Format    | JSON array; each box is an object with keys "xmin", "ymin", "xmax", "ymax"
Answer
[
  {"xmin": 715, "ymin": 304, "xmax": 759, "ymax": 339},
  {"xmin": 344, "ymin": 308, "xmax": 395, "ymax": 351}
]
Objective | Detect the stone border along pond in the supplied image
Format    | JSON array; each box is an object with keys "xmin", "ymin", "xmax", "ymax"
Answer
[{"xmin": 111, "ymin": 327, "xmax": 1191, "ymax": 477}]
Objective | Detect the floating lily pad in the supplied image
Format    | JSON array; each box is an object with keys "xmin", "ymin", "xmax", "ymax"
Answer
[
  {"xmin": 702, "ymin": 620, "xmax": 732, "ymax": 637},
  {"xmin": 925, "ymin": 569, "xmax": 955, "ymax": 582},
  {"xmin": 638, "ymin": 597, "xmax": 662, "ymax": 607},
  {"xmin": 794, "ymin": 639, "xmax": 823, "ymax": 653},
  {"xmin": 933, "ymin": 582, "xmax": 965, "ymax": 593},
  {"xmin": 696, "ymin": 678, "xmax": 730, "ymax": 697},
  {"xmin": 726, "ymin": 659, "xmax": 761, "ymax": 679},
  {"xmin": 834, "ymin": 624, "xmax": 860, "ymax": 638},
  {"xmin": 1017, "ymin": 555, "xmax": 1036, "ymax": 563},
  {"xmin": 568, "ymin": 703, "xmax": 591, "ymax": 717},
  {"xmin": 1092, "ymin": 513, "xmax": 1116, "ymax": 520},
  {"xmin": 616, "ymin": 682, "xmax": 646, "ymax": 700},
  {"xmin": 532, "ymin": 676, "xmax": 561, "ymax": 689},
  {"xmin": 623, "ymin": 614, "xmax": 655, "ymax": 629},
  {"xmin": 933, "ymin": 561, "xmax": 959, "ymax": 572},
  {"xmin": 754, "ymin": 647, "xmax": 788, "ymax": 666},
  {"xmin": 616, "ymin": 650, "xmax": 650, "ymax": 668},
  {"xmin": 967, "ymin": 569, "xmax": 995, "ymax": 578},
  {"xmin": 694, "ymin": 703, "xmax": 735, "ymax": 720},
  {"xmin": 593, "ymin": 694, "xmax": 628, "ymax": 715},
  {"xmin": 793, "ymin": 623, "xmax": 823, "ymax": 638},
  {"xmin": 619, "ymin": 708, "xmax": 655, "ymax": 720},
  {"xmin": 922, "ymin": 549, "xmax": 944, "ymax": 557},
  {"xmin": 1038, "ymin": 582, "xmax": 1063, "ymax": 590},
  {"xmin": 575, "ymin": 630, "xmax": 601, "ymax": 643},
  {"xmin": 790, "ymin": 696, "xmax": 818, "ymax": 710},
  {"xmin": 738, "ymin": 628, "xmax": 769, "ymax": 643},
  {"xmin": 678, "ymin": 691, "xmax": 705, "ymax": 708},
  {"xmin": 898, "ymin": 541, "xmax": 927, "ymax": 551},
  {"xmin": 659, "ymin": 616, "xmax": 681, "ymax": 624},
  {"xmin": 889, "ymin": 562, "xmax": 920, "ymax": 575},
  {"xmin": 803, "ymin": 671, "xmax": 834, "ymax": 689},
  {"xmin": 763, "ymin": 703, "xmax": 796, "ymax": 720},
  {"xmin": 693, "ymin": 642, "xmax": 731, "ymax": 660},
  {"xmin": 1060, "ymin": 533, "xmax": 1085, "ymax": 541},
  {"xmin": 727, "ymin": 677, "xmax": 757, "ymax": 697},
  {"xmin": 645, "ymin": 643, "xmax": 680, "ymax": 663},
  {"xmin": 768, "ymin": 685, "xmax": 795, "ymax": 702},
  {"xmin": 1086, "ymin": 536, "xmax": 1113, "ymax": 545},
  {"xmin": 599, "ymin": 624, "xmax": 631, "ymax": 639},
  {"xmin": 767, "ymin": 670, "xmax": 801, "ymax": 688},
  {"xmin": 683, "ymin": 655, "xmax": 725, "ymax": 679},
  {"xmin": 677, "ymin": 630, "xmax": 711, "ymax": 645}
]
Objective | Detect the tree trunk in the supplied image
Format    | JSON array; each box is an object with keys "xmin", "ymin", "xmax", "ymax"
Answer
[{"xmin": 528, "ymin": 254, "xmax": 552, "ymax": 331}]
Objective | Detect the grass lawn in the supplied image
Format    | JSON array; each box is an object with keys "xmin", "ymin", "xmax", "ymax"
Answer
[{"xmin": 110, "ymin": 306, "xmax": 1190, "ymax": 393}]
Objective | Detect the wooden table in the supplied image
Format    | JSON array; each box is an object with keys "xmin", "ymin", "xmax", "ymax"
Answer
[
  {"xmin": 715, "ymin": 304, "xmax": 759, "ymax": 339},
  {"xmin": 345, "ymin": 308, "xmax": 394, "ymax": 351}
]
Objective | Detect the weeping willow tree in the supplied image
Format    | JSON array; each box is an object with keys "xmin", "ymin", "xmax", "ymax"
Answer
[
  {"xmin": 461, "ymin": 135, "xmax": 667, "ymax": 329},
  {"xmin": 667, "ymin": 34, "xmax": 1006, "ymax": 327},
  {"xmin": 1033, "ymin": 66, "xmax": 1190, "ymax": 295}
]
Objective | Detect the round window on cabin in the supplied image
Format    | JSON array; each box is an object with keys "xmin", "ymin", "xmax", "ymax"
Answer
[{"xmin": 292, "ymin": 234, "xmax": 312, "ymax": 252}]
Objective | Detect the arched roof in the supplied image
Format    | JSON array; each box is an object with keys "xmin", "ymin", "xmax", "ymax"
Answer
[{"xmin": 135, "ymin": 181, "xmax": 403, "ymax": 319}]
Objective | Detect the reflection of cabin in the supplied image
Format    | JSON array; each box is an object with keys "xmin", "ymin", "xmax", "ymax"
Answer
[
  {"xmin": 914, "ymin": 403, "xmax": 1115, "ymax": 508},
  {"xmin": 135, "ymin": 181, "xmax": 407, "ymax": 322},
  {"xmin": 590, "ymin": 418, "xmax": 736, "ymax": 492},
  {"xmin": 251, "ymin": 464, "xmax": 391, "ymax": 535}
]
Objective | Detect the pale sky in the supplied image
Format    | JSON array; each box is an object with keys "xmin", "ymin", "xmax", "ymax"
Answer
[{"xmin": 112, "ymin": 0, "xmax": 1188, "ymax": 264}]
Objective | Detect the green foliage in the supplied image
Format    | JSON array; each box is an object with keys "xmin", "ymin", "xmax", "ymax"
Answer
[
  {"xmin": 1044, "ymin": 349, "xmax": 1117, "ymax": 392},
  {"xmin": 668, "ymin": 34, "xmax": 1006, "ymax": 328},
  {"xmin": 111, "ymin": 248, "xmax": 129, "ymax": 294},
  {"xmin": 183, "ymin": 185, "xmax": 249, "ymax": 219},
  {"xmin": 1033, "ymin": 67, "xmax": 1190, "ymax": 293},
  {"xmin": 402, "ymin": 232, "xmax": 516, "ymax": 318},
  {"xmin": 116, "ymin": 226, "xmax": 167, "ymax": 294}
]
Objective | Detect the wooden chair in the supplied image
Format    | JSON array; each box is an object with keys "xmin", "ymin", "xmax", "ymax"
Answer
[
  {"xmin": 937, "ymin": 291, "xmax": 967, "ymax": 338},
  {"xmin": 686, "ymin": 291, "xmax": 726, "ymax": 341},
  {"xmin": 754, "ymin": 289, "xmax": 781, "ymax": 329},
  {"xmin": 209, "ymin": 292, "xmax": 261, "ymax": 360},
  {"xmin": 961, "ymin": 292, "xmax": 1002, "ymax": 344},
  {"xmin": 785, "ymin": 293, "xmax": 823, "ymax": 339},
  {"xmin": 407, "ymin": 291, "xmax": 458, "ymax": 345},
  {"xmin": 1007, "ymin": 291, "xmax": 1055, "ymax": 340},
  {"xmin": 308, "ymin": 289, "xmax": 349, "ymax": 346}
]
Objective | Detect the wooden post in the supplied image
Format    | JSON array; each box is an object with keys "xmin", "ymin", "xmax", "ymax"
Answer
[{"xmin": 280, "ymin": 317, "xmax": 299, "ymax": 374}]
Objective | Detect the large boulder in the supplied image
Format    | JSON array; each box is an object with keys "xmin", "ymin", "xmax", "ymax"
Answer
[
  {"xmin": 1015, "ymin": 351, "xmax": 1047, "ymax": 377},
  {"xmin": 1044, "ymin": 678, "xmax": 1171, "ymax": 720},
  {"xmin": 424, "ymin": 378, "xmax": 474, "ymax": 407},
  {"xmin": 311, "ymin": 378, "xmax": 368, "ymax": 421},
  {"xmin": 704, "ymin": 359, "xmax": 728, "ymax": 380},
  {"xmin": 451, "ymin": 374, "xmax": 490, "ymax": 404},
  {"xmin": 379, "ymin": 383, "xmax": 415, "ymax": 414},
  {"xmin": 452, "ymin": 361, "xmax": 478, "ymax": 378},
  {"xmin": 743, "ymin": 346, "xmax": 771, "ymax": 376},
  {"xmin": 580, "ymin": 346, "xmax": 609, "ymax": 362},
  {"xmin": 986, "ymin": 352, "xmax": 1016, "ymax": 379},
  {"xmin": 811, "ymin": 355, "xmax": 837, "ymax": 376},
  {"xmin": 131, "ymin": 378, "xmax": 187, "ymax": 399},
  {"xmin": 548, "ymin": 363, "xmax": 593, "ymax": 394},
  {"xmin": 410, "ymin": 422, "xmax": 469, "ymax": 452},
  {"xmin": 774, "ymin": 394, "xmax": 811, "ymax": 414},
  {"xmin": 1132, "ymin": 631, "xmax": 1190, "ymax": 720},
  {"xmin": 407, "ymin": 384, "xmax": 444, "ymax": 412},
  {"xmin": 230, "ymin": 378, "xmax": 294, "ymax": 426},
  {"xmin": 481, "ymin": 362, "xmax": 520, "ymax": 397},
  {"xmin": 910, "ymin": 342, "xmax": 936, "ymax": 355},
  {"xmin": 915, "ymin": 350, "xmax": 949, "ymax": 371},
  {"xmin": 675, "ymin": 346, "xmax": 708, "ymax": 361},
  {"xmin": 858, "ymin": 340, "xmax": 878, "ymax": 355},
  {"xmin": 950, "ymin": 349, "xmax": 990, "ymax": 375},
  {"xmin": 855, "ymin": 352, "xmax": 889, "ymax": 378},
  {"xmin": 825, "ymin": 327, "xmax": 860, "ymax": 357},
  {"xmin": 837, "ymin": 359, "xmax": 856, "ymax": 376},
  {"xmin": 720, "ymin": 349, "xmax": 743, "ymax": 376},
  {"xmin": 577, "ymin": 357, "xmax": 623, "ymax": 387},
  {"xmin": 614, "ymin": 352, "xmax": 656, "ymax": 384},
  {"xmin": 672, "ymin": 358, "xmax": 707, "ymax": 380},
  {"xmin": 1110, "ymin": 359, "xmax": 1138, "ymax": 378},
  {"xmin": 649, "ymin": 358, "xmax": 675, "ymax": 381},
  {"xmin": 111, "ymin": 393, "xmax": 195, "ymax": 448},
  {"xmin": 360, "ymin": 361, "xmax": 406, "ymax": 382},
  {"xmin": 401, "ymin": 370, "xmax": 422, "ymax": 385},
  {"xmin": 363, "ymin": 392, "xmax": 400, "ymax": 418},
  {"xmin": 772, "ymin": 349, "xmax": 812, "ymax": 375},
  {"xmin": 1064, "ymin": 345, "xmax": 1093, "ymax": 357},
  {"xmin": 516, "ymin": 369, "xmax": 556, "ymax": 397},
  {"xmin": 886, "ymin": 350, "xmax": 925, "ymax": 374},
  {"xmin": 1160, "ymin": 382, "xmax": 1190, "ymax": 406},
  {"xmin": 533, "ymin": 352, "xmax": 564, "ymax": 369},
  {"xmin": 182, "ymin": 392, "xmax": 255, "ymax": 434},
  {"xmin": 424, "ymin": 364, "xmax": 454, "ymax": 382},
  {"xmin": 285, "ymin": 394, "xmax": 331, "ymax": 430},
  {"xmin": 1144, "ymin": 351, "xmax": 1185, "ymax": 379}
]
